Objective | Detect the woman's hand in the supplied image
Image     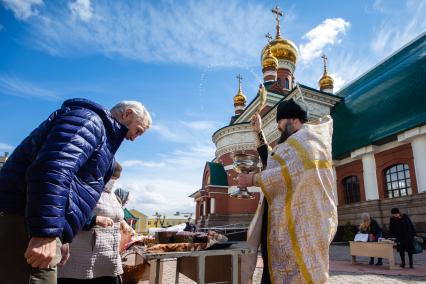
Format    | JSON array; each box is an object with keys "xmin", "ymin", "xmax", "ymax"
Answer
[{"xmin": 96, "ymin": 216, "xmax": 114, "ymax": 227}]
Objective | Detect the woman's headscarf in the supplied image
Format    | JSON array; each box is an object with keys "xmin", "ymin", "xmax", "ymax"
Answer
[{"xmin": 114, "ymin": 188, "xmax": 130, "ymax": 207}]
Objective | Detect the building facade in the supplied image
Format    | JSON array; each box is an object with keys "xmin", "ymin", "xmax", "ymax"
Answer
[
  {"xmin": 130, "ymin": 209, "xmax": 149, "ymax": 234},
  {"xmin": 147, "ymin": 213, "xmax": 189, "ymax": 229},
  {"xmin": 190, "ymin": 7, "xmax": 426, "ymax": 237}
]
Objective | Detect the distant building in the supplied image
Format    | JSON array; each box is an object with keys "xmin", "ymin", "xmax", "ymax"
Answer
[
  {"xmin": 147, "ymin": 213, "xmax": 189, "ymax": 229},
  {"xmin": 123, "ymin": 208, "xmax": 139, "ymax": 229},
  {"xmin": 130, "ymin": 209, "xmax": 148, "ymax": 234}
]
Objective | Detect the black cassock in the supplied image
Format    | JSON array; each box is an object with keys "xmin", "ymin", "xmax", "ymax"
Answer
[{"xmin": 257, "ymin": 144, "xmax": 271, "ymax": 284}]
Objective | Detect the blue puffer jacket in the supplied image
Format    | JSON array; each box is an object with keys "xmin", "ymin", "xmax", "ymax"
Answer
[{"xmin": 0, "ymin": 99, "xmax": 127, "ymax": 243}]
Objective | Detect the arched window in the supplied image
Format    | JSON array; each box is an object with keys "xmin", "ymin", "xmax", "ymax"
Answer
[
  {"xmin": 342, "ymin": 175, "xmax": 360, "ymax": 204},
  {"xmin": 277, "ymin": 78, "xmax": 282, "ymax": 87},
  {"xmin": 385, "ymin": 164, "xmax": 411, "ymax": 198},
  {"xmin": 285, "ymin": 78, "xmax": 289, "ymax": 89}
]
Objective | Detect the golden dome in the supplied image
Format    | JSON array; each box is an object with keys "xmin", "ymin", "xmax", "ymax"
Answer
[
  {"xmin": 261, "ymin": 36, "xmax": 298, "ymax": 65},
  {"xmin": 234, "ymin": 89, "xmax": 246, "ymax": 105},
  {"xmin": 234, "ymin": 74, "xmax": 246, "ymax": 105},
  {"xmin": 262, "ymin": 45, "xmax": 278, "ymax": 69},
  {"xmin": 319, "ymin": 54, "xmax": 334, "ymax": 90},
  {"xmin": 319, "ymin": 74, "xmax": 334, "ymax": 90}
]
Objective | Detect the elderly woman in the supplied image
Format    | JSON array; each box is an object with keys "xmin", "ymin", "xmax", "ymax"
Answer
[
  {"xmin": 58, "ymin": 162, "xmax": 134, "ymax": 284},
  {"xmin": 359, "ymin": 212, "xmax": 383, "ymax": 265}
]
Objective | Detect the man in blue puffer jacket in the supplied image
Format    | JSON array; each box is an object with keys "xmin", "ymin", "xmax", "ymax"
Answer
[{"xmin": 0, "ymin": 98, "xmax": 151, "ymax": 283}]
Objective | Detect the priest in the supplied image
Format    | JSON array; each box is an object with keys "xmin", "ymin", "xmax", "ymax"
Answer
[{"xmin": 238, "ymin": 99, "xmax": 337, "ymax": 284}]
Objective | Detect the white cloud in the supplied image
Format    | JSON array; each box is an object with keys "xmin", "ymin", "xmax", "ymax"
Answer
[
  {"xmin": 26, "ymin": 1, "xmax": 279, "ymax": 67},
  {"xmin": 371, "ymin": 0, "xmax": 426, "ymax": 56},
  {"xmin": 329, "ymin": 73, "xmax": 345, "ymax": 92},
  {"xmin": 0, "ymin": 143, "xmax": 14, "ymax": 152},
  {"xmin": 1, "ymin": 0, "xmax": 43, "ymax": 20},
  {"xmin": 151, "ymin": 120, "xmax": 218, "ymax": 144},
  {"xmin": 117, "ymin": 178, "xmax": 196, "ymax": 216},
  {"xmin": 181, "ymin": 121, "xmax": 219, "ymax": 132},
  {"xmin": 69, "ymin": 0, "xmax": 93, "ymax": 22},
  {"xmin": 121, "ymin": 160, "xmax": 166, "ymax": 168},
  {"xmin": 117, "ymin": 145, "xmax": 214, "ymax": 215},
  {"xmin": 0, "ymin": 75, "xmax": 61, "ymax": 101},
  {"xmin": 116, "ymin": 119, "xmax": 216, "ymax": 215},
  {"xmin": 299, "ymin": 18, "xmax": 350, "ymax": 64}
]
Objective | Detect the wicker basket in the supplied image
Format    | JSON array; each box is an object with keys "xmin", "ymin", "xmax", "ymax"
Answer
[
  {"xmin": 121, "ymin": 250, "xmax": 148, "ymax": 284},
  {"xmin": 122, "ymin": 263, "xmax": 147, "ymax": 284}
]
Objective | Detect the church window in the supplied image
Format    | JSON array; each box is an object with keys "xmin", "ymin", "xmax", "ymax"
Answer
[
  {"xmin": 385, "ymin": 164, "xmax": 411, "ymax": 198},
  {"xmin": 342, "ymin": 175, "xmax": 360, "ymax": 204},
  {"xmin": 285, "ymin": 78, "xmax": 289, "ymax": 89}
]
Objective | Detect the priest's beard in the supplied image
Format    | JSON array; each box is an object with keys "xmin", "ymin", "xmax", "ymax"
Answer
[{"xmin": 277, "ymin": 121, "xmax": 295, "ymax": 144}]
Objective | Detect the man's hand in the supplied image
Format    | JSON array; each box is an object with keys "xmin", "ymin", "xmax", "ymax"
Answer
[
  {"xmin": 251, "ymin": 113, "xmax": 262, "ymax": 132},
  {"xmin": 96, "ymin": 216, "xmax": 114, "ymax": 227},
  {"xmin": 59, "ymin": 243, "xmax": 70, "ymax": 266},
  {"xmin": 24, "ymin": 237, "xmax": 57, "ymax": 269},
  {"xmin": 237, "ymin": 173, "xmax": 254, "ymax": 187}
]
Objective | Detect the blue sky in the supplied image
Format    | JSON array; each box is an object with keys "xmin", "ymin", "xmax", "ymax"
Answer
[{"xmin": 1, "ymin": 0, "xmax": 425, "ymax": 216}]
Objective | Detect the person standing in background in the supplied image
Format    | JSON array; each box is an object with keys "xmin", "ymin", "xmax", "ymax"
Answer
[{"xmin": 389, "ymin": 208, "xmax": 417, "ymax": 268}]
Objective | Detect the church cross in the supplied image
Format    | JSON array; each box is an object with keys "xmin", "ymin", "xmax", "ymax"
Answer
[
  {"xmin": 271, "ymin": 6, "xmax": 283, "ymax": 38},
  {"xmin": 321, "ymin": 54, "xmax": 328, "ymax": 74},
  {"xmin": 236, "ymin": 74, "xmax": 243, "ymax": 90}
]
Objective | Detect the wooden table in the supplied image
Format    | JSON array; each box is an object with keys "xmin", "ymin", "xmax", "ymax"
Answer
[
  {"xmin": 349, "ymin": 241, "xmax": 397, "ymax": 269},
  {"xmin": 143, "ymin": 242, "xmax": 253, "ymax": 284}
]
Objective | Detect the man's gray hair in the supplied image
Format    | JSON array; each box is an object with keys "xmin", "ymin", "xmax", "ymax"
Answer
[{"xmin": 111, "ymin": 101, "xmax": 152, "ymax": 127}]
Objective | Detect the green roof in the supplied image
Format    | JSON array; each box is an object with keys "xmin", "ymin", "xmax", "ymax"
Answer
[
  {"xmin": 332, "ymin": 32, "xmax": 426, "ymax": 159},
  {"xmin": 207, "ymin": 162, "xmax": 228, "ymax": 186},
  {"xmin": 123, "ymin": 208, "xmax": 138, "ymax": 220}
]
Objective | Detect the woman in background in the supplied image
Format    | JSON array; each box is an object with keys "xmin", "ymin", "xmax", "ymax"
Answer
[
  {"xmin": 359, "ymin": 212, "xmax": 383, "ymax": 265},
  {"xmin": 58, "ymin": 162, "xmax": 134, "ymax": 284},
  {"xmin": 389, "ymin": 208, "xmax": 416, "ymax": 268}
]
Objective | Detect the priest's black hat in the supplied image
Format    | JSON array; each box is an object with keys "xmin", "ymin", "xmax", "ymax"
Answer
[{"xmin": 276, "ymin": 99, "xmax": 307, "ymax": 122}]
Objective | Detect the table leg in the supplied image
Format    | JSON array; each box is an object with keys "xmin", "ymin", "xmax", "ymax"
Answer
[
  {"xmin": 175, "ymin": 258, "xmax": 180, "ymax": 284},
  {"xmin": 389, "ymin": 251, "xmax": 395, "ymax": 269},
  {"xmin": 155, "ymin": 259, "xmax": 161, "ymax": 284},
  {"xmin": 232, "ymin": 254, "xmax": 238, "ymax": 284},
  {"xmin": 148, "ymin": 261, "xmax": 156, "ymax": 284},
  {"xmin": 351, "ymin": 255, "xmax": 356, "ymax": 264},
  {"xmin": 198, "ymin": 255, "xmax": 205, "ymax": 284}
]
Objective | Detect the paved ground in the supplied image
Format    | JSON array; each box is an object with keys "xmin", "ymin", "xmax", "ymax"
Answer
[{"xmin": 139, "ymin": 245, "xmax": 426, "ymax": 283}]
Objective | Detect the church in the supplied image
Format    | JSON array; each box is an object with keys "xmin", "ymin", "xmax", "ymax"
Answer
[{"xmin": 189, "ymin": 6, "xmax": 426, "ymax": 239}]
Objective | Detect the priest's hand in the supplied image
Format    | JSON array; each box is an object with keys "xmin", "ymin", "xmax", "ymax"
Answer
[
  {"xmin": 251, "ymin": 113, "xmax": 262, "ymax": 132},
  {"xmin": 237, "ymin": 173, "xmax": 254, "ymax": 187}
]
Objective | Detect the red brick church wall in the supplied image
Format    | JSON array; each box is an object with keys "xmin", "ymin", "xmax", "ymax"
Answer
[
  {"xmin": 335, "ymin": 160, "xmax": 366, "ymax": 205},
  {"xmin": 375, "ymin": 144, "xmax": 418, "ymax": 199}
]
